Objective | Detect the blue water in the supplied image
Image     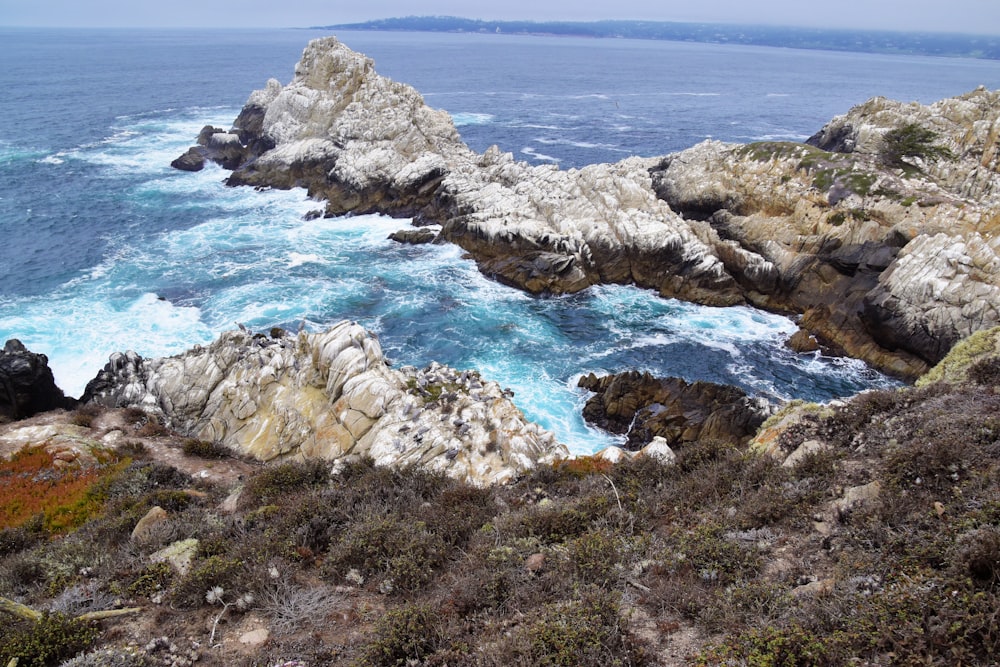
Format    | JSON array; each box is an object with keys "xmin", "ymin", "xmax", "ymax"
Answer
[{"xmin": 3, "ymin": 28, "xmax": 996, "ymax": 452}]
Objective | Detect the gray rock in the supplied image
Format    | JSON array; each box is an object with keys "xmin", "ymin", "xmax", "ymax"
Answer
[{"xmin": 82, "ymin": 323, "xmax": 567, "ymax": 485}]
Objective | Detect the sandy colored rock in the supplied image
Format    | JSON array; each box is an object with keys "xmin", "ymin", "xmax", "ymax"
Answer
[
  {"xmin": 83, "ymin": 323, "xmax": 567, "ymax": 485},
  {"xmin": 131, "ymin": 506, "xmax": 168, "ymax": 543},
  {"xmin": 782, "ymin": 439, "xmax": 830, "ymax": 468}
]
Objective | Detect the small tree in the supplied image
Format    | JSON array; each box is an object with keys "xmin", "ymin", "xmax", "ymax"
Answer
[{"xmin": 879, "ymin": 122, "xmax": 953, "ymax": 170}]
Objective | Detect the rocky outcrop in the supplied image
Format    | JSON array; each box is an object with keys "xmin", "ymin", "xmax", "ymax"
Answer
[
  {"xmin": 577, "ymin": 371, "xmax": 773, "ymax": 450},
  {"xmin": 806, "ymin": 87, "xmax": 1000, "ymax": 205},
  {"xmin": 172, "ymin": 36, "xmax": 1000, "ymax": 378},
  {"xmin": 651, "ymin": 88, "xmax": 1000, "ymax": 376},
  {"xmin": 0, "ymin": 339, "xmax": 75, "ymax": 422},
  {"xmin": 175, "ymin": 37, "xmax": 754, "ymax": 305},
  {"xmin": 82, "ymin": 323, "xmax": 566, "ymax": 485},
  {"xmin": 170, "ymin": 125, "xmax": 250, "ymax": 172}
]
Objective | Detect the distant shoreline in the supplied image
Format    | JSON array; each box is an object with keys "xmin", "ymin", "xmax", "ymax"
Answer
[{"xmin": 314, "ymin": 16, "xmax": 1000, "ymax": 61}]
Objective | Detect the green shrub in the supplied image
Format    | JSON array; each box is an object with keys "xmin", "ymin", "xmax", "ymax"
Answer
[
  {"xmin": 509, "ymin": 590, "xmax": 648, "ymax": 667},
  {"xmin": 325, "ymin": 514, "xmax": 445, "ymax": 592},
  {"xmin": 698, "ymin": 622, "xmax": 830, "ymax": 666},
  {"xmin": 170, "ymin": 554, "xmax": 243, "ymax": 608},
  {"xmin": 0, "ymin": 612, "xmax": 99, "ymax": 667},
  {"xmin": 671, "ymin": 523, "xmax": 762, "ymax": 586},
  {"xmin": 879, "ymin": 123, "xmax": 953, "ymax": 170},
  {"xmin": 241, "ymin": 459, "xmax": 330, "ymax": 507},
  {"xmin": 356, "ymin": 603, "xmax": 440, "ymax": 667},
  {"xmin": 126, "ymin": 561, "xmax": 175, "ymax": 598}
]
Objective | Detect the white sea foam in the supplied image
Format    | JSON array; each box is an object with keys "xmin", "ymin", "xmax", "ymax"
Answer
[
  {"xmin": 751, "ymin": 132, "xmax": 811, "ymax": 141},
  {"xmin": 2, "ymin": 292, "xmax": 212, "ymax": 398},
  {"xmin": 287, "ymin": 252, "xmax": 326, "ymax": 268},
  {"xmin": 521, "ymin": 146, "xmax": 560, "ymax": 163},
  {"xmin": 452, "ymin": 112, "xmax": 495, "ymax": 126},
  {"xmin": 0, "ymin": 143, "xmax": 48, "ymax": 164},
  {"xmin": 535, "ymin": 137, "xmax": 628, "ymax": 152}
]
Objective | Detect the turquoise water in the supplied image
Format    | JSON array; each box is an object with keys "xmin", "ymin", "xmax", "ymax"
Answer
[{"xmin": 6, "ymin": 29, "xmax": 992, "ymax": 452}]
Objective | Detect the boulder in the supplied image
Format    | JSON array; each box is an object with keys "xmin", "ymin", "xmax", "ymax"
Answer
[
  {"xmin": 577, "ymin": 371, "xmax": 773, "ymax": 450},
  {"xmin": 82, "ymin": 323, "xmax": 567, "ymax": 485},
  {"xmin": 132, "ymin": 506, "xmax": 169, "ymax": 543},
  {"xmin": 787, "ymin": 328, "xmax": 820, "ymax": 353},
  {"xmin": 170, "ymin": 146, "xmax": 206, "ymax": 172},
  {"xmin": 0, "ymin": 339, "xmax": 74, "ymax": 422},
  {"xmin": 389, "ymin": 228, "xmax": 438, "ymax": 245}
]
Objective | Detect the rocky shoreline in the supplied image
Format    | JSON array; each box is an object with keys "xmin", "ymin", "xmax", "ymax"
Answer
[
  {"xmin": 4, "ymin": 37, "xmax": 1000, "ymax": 665},
  {"xmin": 174, "ymin": 36, "xmax": 1000, "ymax": 381},
  {"xmin": 6, "ymin": 37, "xmax": 1000, "ymax": 484}
]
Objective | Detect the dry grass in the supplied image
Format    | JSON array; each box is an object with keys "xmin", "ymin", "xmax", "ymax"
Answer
[{"xmin": 2, "ymin": 375, "xmax": 1000, "ymax": 665}]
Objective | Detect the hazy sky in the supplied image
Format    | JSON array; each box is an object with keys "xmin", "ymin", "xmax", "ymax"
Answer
[{"xmin": 1, "ymin": 0, "xmax": 998, "ymax": 34}]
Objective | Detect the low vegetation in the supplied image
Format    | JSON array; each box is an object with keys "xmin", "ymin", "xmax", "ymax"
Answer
[
  {"xmin": 879, "ymin": 122, "xmax": 954, "ymax": 171},
  {"xmin": 1, "ymin": 352, "xmax": 999, "ymax": 665}
]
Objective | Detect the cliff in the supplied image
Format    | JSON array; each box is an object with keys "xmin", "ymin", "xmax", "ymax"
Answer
[{"xmin": 175, "ymin": 37, "xmax": 1000, "ymax": 379}]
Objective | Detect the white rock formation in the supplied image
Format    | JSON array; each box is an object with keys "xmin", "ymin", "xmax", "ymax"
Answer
[
  {"xmin": 224, "ymin": 37, "xmax": 754, "ymax": 304},
  {"xmin": 84, "ymin": 323, "xmax": 567, "ymax": 485},
  {"xmin": 183, "ymin": 36, "xmax": 1000, "ymax": 377}
]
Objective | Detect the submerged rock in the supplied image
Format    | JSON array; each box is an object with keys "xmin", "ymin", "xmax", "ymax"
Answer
[
  {"xmin": 82, "ymin": 323, "xmax": 566, "ymax": 485},
  {"xmin": 0, "ymin": 339, "xmax": 74, "ymax": 422}
]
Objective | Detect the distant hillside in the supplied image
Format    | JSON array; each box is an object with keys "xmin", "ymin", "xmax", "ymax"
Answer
[{"xmin": 315, "ymin": 16, "xmax": 1000, "ymax": 60}]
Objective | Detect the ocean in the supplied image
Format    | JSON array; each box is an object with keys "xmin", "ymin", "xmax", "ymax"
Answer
[{"xmin": 2, "ymin": 27, "xmax": 998, "ymax": 453}]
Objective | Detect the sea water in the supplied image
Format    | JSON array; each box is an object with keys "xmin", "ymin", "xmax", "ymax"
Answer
[{"xmin": 2, "ymin": 28, "xmax": 998, "ymax": 452}]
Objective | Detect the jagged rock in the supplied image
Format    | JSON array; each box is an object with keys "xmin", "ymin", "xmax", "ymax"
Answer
[
  {"xmin": 651, "ymin": 92, "xmax": 1000, "ymax": 377},
  {"xmin": 807, "ymin": 87, "xmax": 1000, "ymax": 205},
  {"xmin": 170, "ymin": 36, "xmax": 1000, "ymax": 378},
  {"xmin": 787, "ymin": 328, "xmax": 820, "ymax": 353},
  {"xmin": 82, "ymin": 323, "xmax": 567, "ymax": 485},
  {"xmin": 0, "ymin": 339, "xmax": 74, "ymax": 422},
  {"xmin": 173, "ymin": 37, "xmax": 748, "ymax": 302},
  {"xmin": 577, "ymin": 371, "xmax": 772, "ymax": 450}
]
